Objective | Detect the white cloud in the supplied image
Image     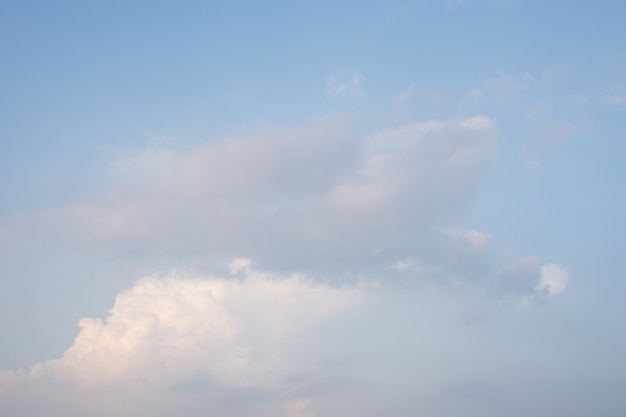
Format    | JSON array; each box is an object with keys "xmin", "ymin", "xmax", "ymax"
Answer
[
  {"xmin": 0, "ymin": 262, "xmax": 362, "ymax": 416},
  {"xmin": 459, "ymin": 115, "xmax": 494, "ymax": 131},
  {"xmin": 536, "ymin": 264, "xmax": 569, "ymax": 296},
  {"xmin": 442, "ymin": 228, "xmax": 490, "ymax": 250},
  {"xmin": 28, "ymin": 116, "xmax": 497, "ymax": 280},
  {"xmin": 461, "ymin": 72, "xmax": 532, "ymax": 110},
  {"xmin": 10, "ymin": 115, "xmax": 567, "ymax": 308},
  {"xmin": 504, "ymin": 259, "xmax": 569, "ymax": 307},
  {"xmin": 0, "ymin": 257, "xmax": 571, "ymax": 417},
  {"xmin": 392, "ymin": 258, "xmax": 415, "ymax": 271}
]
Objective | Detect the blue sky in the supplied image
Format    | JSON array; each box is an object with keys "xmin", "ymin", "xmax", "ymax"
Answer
[{"xmin": 1, "ymin": 1, "xmax": 625, "ymax": 416}]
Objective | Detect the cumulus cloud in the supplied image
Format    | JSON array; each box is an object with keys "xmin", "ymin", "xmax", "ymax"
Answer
[
  {"xmin": 0, "ymin": 262, "xmax": 363, "ymax": 416},
  {"xmin": 0, "ymin": 254, "xmax": 568, "ymax": 417},
  {"xmin": 0, "ymin": 256, "xmax": 571, "ymax": 417}
]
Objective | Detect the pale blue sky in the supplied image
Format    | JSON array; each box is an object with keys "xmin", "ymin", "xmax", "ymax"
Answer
[{"xmin": 1, "ymin": 1, "xmax": 625, "ymax": 416}]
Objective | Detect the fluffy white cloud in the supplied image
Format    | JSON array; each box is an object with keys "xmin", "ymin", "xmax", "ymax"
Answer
[{"xmin": 0, "ymin": 261, "xmax": 362, "ymax": 416}]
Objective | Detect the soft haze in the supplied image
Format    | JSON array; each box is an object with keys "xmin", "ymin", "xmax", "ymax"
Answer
[{"xmin": 1, "ymin": 1, "xmax": 625, "ymax": 416}]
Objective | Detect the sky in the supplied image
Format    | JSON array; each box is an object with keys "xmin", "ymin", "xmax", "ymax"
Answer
[{"xmin": 1, "ymin": 0, "xmax": 625, "ymax": 416}]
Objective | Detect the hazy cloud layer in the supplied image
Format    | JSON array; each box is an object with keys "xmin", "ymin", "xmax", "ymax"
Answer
[
  {"xmin": 43, "ymin": 117, "xmax": 491, "ymax": 265},
  {"xmin": 10, "ymin": 115, "xmax": 569, "ymax": 300}
]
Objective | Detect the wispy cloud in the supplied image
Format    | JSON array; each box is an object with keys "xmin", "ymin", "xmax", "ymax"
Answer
[
  {"xmin": 525, "ymin": 119, "xmax": 586, "ymax": 170},
  {"xmin": 461, "ymin": 72, "xmax": 532, "ymax": 110},
  {"xmin": 326, "ymin": 72, "xmax": 364, "ymax": 98},
  {"xmin": 606, "ymin": 83, "xmax": 626, "ymax": 105},
  {"xmin": 7, "ymin": 115, "xmax": 569, "ymax": 302}
]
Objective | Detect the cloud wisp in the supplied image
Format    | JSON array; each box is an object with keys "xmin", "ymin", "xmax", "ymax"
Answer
[
  {"xmin": 0, "ymin": 261, "xmax": 363, "ymax": 417},
  {"xmin": 326, "ymin": 72, "xmax": 364, "ymax": 98}
]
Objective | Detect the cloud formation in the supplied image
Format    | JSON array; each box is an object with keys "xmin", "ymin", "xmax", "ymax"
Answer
[
  {"xmin": 0, "ymin": 257, "xmax": 572, "ymax": 417},
  {"xmin": 37, "ymin": 116, "xmax": 494, "ymax": 274},
  {"xmin": 326, "ymin": 72, "xmax": 364, "ymax": 98},
  {"xmin": 10, "ymin": 114, "xmax": 570, "ymax": 301},
  {"xmin": 0, "ymin": 261, "xmax": 363, "ymax": 416},
  {"xmin": 536, "ymin": 264, "xmax": 569, "ymax": 296}
]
